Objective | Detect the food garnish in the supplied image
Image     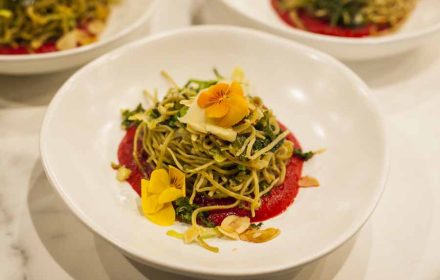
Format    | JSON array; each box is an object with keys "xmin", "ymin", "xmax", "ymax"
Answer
[
  {"xmin": 298, "ymin": 176, "xmax": 320, "ymax": 188},
  {"xmin": 115, "ymin": 68, "xmax": 322, "ymax": 252}
]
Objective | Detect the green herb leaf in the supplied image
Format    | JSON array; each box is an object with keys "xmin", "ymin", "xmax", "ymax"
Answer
[
  {"xmin": 121, "ymin": 103, "xmax": 145, "ymax": 129},
  {"xmin": 173, "ymin": 197, "xmax": 214, "ymax": 228},
  {"xmin": 250, "ymin": 222, "xmax": 263, "ymax": 229},
  {"xmin": 293, "ymin": 148, "xmax": 315, "ymax": 161}
]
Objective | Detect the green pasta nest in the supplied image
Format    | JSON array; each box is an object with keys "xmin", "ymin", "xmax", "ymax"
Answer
[{"xmin": 122, "ymin": 71, "xmax": 295, "ymax": 217}]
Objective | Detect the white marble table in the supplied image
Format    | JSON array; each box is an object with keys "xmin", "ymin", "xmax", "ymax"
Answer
[{"xmin": 1, "ymin": 1, "xmax": 440, "ymax": 280}]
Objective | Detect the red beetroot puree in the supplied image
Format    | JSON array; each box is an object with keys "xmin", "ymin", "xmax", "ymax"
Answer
[
  {"xmin": 118, "ymin": 124, "xmax": 303, "ymax": 226},
  {"xmin": 271, "ymin": 0, "xmax": 379, "ymax": 38},
  {"xmin": 0, "ymin": 42, "xmax": 58, "ymax": 55}
]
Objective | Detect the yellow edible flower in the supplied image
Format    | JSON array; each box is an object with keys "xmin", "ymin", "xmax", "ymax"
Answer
[
  {"xmin": 141, "ymin": 166, "xmax": 186, "ymax": 226},
  {"xmin": 197, "ymin": 81, "xmax": 249, "ymax": 128}
]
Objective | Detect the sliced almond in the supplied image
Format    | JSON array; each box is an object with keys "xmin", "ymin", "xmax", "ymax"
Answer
[
  {"xmin": 298, "ymin": 176, "xmax": 320, "ymax": 188},
  {"xmin": 239, "ymin": 228, "xmax": 280, "ymax": 243},
  {"xmin": 220, "ymin": 215, "xmax": 250, "ymax": 234},
  {"xmin": 217, "ymin": 226, "xmax": 239, "ymax": 240},
  {"xmin": 56, "ymin": 30, "xmax": 78, "ymax": 51},
  {"xmin": 76, "ymin": 29, "xmax": 96, "ymax": 46},
  {"xmin": 87, "ymin": 19, "xmax": 105, "ymax": 35}
]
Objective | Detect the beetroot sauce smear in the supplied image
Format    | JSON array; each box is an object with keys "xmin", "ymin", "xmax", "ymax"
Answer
[
  {"xmin": 270, "ymin": 0, "xmax": 380, "ymax": 38},
  {"xmin": 0, "ymin": 42, "xmax": 58, "ymax": 55},
  {"xmin": 118, "ymin": 124, "xmax": 303, "ymax": 226}
]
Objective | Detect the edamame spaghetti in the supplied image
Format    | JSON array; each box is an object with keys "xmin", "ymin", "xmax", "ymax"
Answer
[{"xmin": 115, "ymin": 68, "xmax": 319, "ymax": 252}]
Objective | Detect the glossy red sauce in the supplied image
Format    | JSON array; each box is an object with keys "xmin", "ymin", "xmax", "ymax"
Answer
[
  {"xmin": 0, "ymin": 42, "xmax": 58, "ymax": 55},
  {"xmin": 271, "ymin": 0, "xmax": 389, "ymax": 38},
  {"xmin": 118, "ymin": 124, "xmax": 303, "ymax": 225}
]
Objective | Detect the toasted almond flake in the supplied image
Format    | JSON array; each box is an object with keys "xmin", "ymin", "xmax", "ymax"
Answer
[
  {"xmin": 239, "ymin": 228, "xmax": 280, "ymax": 243},
  {"xmin": 75, "ymin": 29, "xmax": 96, "ymax": 46},
  {"xmin": 298, "ymin": 176, "xmax": 320, "ymax": 188},
  {"xmin": 56, "ymin": 30, "xmax": 78, "ymax": 51},
  {"xmin": 217, "ymin": 226, "xmax": 240, "ymax": 240},
  {"xmin": 220, "ymin": 215, "xmax": 251, "ymax": 234},
  {"xmin": 111, "ymin": 161, "xmax": 120, "ymax": 170},
  {"xmin": 87, "ymin": 19, "xmax": 105, "ymax": 35},
  {"xmin": 116, "ymin": 166, "xmax": 131, "ymax": 182}
]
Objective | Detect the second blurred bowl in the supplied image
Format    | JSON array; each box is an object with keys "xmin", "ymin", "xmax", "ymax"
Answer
[{"xmin": 198, "ymin": 0, "xmax": 440, "ymax": 61}]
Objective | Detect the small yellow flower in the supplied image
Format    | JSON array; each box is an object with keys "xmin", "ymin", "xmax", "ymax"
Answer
[{"xmin": 141, "ymin": 166, "xmax": 186, "ymax": 226}]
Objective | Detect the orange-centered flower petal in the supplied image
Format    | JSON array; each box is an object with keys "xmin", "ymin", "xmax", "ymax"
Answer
[
  {"xmin": 169, "ymin": 165, "xmax": 186, "ymax": 196},
  {"xmin": 197, "ymin": 82, "xmax": 249, "ymax": 128},
  {"xmin": 198, "ymin": 83, "xmax": 230, "ymax": 108}
]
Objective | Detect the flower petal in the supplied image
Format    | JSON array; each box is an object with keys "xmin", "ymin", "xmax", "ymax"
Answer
[
  {"xmin": 197, "ymin": 83, "xmax": 229, "ymax": 108},
  {"xmin": 169, "ymin": 165, "xmax": 186, "ymax": 196},
  {"xmin": 158, "ymin": 187, "xmax": 184, "ymax": 204},
  {"xmin": 142, "ymin": 194, "xmax": 163, "ymax": 214},
  {"xmin": 229, "ymin": 81, "xmax": 245, "ymax": 97},
  {"xmin": 148, "ymin": 169, "xmax": 170, "ymax": 194},
  {"xmin": 141, "ymin": 179, "xmax": 164, "ymax": 215},
  {"xmin": 205, "ymin": 101, "xmax": 230, "ymax": 119},
  {"xmin": 146, "ymin": 203, "xmax": 175, "ymax": 226},
  {"xmin": 216, "ymin": 93, "xmax": 249, "ymax": 127}
]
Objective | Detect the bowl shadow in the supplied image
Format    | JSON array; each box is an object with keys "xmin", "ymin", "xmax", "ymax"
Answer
[
  {"xmin": 28, "ymin": 159, "xmax": 371, "ymax": 280},
  {"xmin": 0, "ymin": 69, "xmax": 76, "ymax": 109},
  {"xmin": 345, "ymin": 43, "xmax": 440, "ymax": 89}
]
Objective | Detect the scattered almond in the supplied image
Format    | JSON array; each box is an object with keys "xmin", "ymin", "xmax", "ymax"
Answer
[
  {"xmin": 217, "ymin": 227, "xmax": 240, "ymax": 240},
  {"xmin": 239, "ymin": 228, "xmax": 280, "ymax": 243},
  {"xmin": 56, "ymin": 30, "xmax": 78, "ymax": 50},
  {"xmin": 116, "ymin": 166, "xmax": 131, "ymax": 182},
  {"xmin": 298, "ymin": 176, "xmax": 320, "ymax": 188},
  {"xmin": 87, "ymin": 19, "xmax": 105, "ymax": 35},
  {"xmin": 220, "ymin": 215, "xmax": 250, "ymax": 234}
]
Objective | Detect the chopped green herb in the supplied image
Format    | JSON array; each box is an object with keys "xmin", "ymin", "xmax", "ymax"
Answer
[
  {"xmin": 293, "ymin": 148, "xmax": 315, "ymax": 161},
  {"xmin": 173, "ymin": 197, "xmax": 214, "ymax": 228},
  {"xmin": 250, "ymin": 222, "xmax": 263, "ymax": 229},
  {"xmin": 121, "ymin": 104, "xmax": 145, "ymax": 129},
  {"xmin": 253, "ymin": 138, "xmax": 270, "ymax": 151}
]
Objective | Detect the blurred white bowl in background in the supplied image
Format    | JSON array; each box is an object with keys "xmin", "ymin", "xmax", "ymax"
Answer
[
  {"xmin": 198, "ymin": 0, "xmax": 440, "ymax": 61},
  {"xmin": 0, "ymin": 0, "xmax": 155, "ymax": 75}
]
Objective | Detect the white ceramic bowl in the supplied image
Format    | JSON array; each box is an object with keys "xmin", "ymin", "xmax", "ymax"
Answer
[
  {"xmin": 0, "ymin": 0, "xmax": 155, "ymax": 75},
  {"xmin": 40, "ymin": 26, "xmax": 388, "ymax": 279},
  {"xmin": 200, "ymin": 0, "xmax": 440, "ymax": 61}
]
